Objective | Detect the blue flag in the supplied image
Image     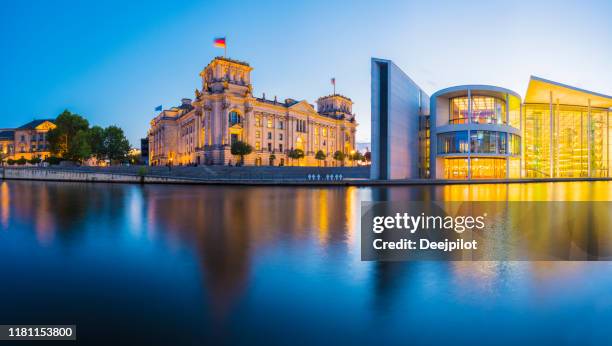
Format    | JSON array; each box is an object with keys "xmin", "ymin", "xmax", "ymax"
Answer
[{"xmin": 155, "ymin": 105, "xmax": 162, "ymax": 112}]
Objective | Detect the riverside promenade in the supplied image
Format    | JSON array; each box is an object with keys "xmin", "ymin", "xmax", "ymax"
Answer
[{"xmin": 2, "ymin": 166, "xmax": 612, "ymax": 186}]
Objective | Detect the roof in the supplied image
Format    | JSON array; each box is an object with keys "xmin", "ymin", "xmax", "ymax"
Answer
[
  {"xmin": 525, "ymin": 76, "xmax": 612, "ymax": 108},
  {"xmin": 17, "ymin": 119, "xmax": 55, "ymax": 130},
  {"xmin": 0, "ymin": 130, "xmax": 14, "ymax": 140}
]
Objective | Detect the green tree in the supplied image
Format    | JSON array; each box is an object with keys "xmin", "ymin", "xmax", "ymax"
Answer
[
  {"xmin": 349, "ymin": 151, "xmax": 364, "ymax": 166},
  {"xmin": 71, "ymin": 130, "xmax": 92, "ymax": 162},
  {"xmin": 333, "ymin": 150, "xmax": 345, "ymax": 166},
  {"xmin": 28, "ymin": 157, "xmax": 42, "ymax": 165},
  {"xmin": 231, "ymin": 141, "xmax": 253, "ymax": 165},
  {"xmin": 16, "ymin": 157, "xmax": 27, "ymax": 165},
  {"xmin": 88, "ymin": 125, "xmax": 106, "ymax": 161},
  {"xmin": 315, "ymin": 150, "xmax": 326, "ymax": 166},
  {"xmin": 47, "ymin": 110, "xmax": 90, "ymax": 162},
  {"xmin": 269, "ymin": 153, "xmax": 276, "ymax": 166},
  {"xmin": 104, "ymin": 126, "xmax": 131, "ymax": 163},
  {"xmin": 288, "ymin": 148, "xmax": 305, "ymax": 166},
  {"xmin": 364, "ymin": 151, "xmax": 371, "ymax": 163}
]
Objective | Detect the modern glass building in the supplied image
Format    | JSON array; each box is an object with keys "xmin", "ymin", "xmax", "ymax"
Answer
[
  {"xmin": 430, "ymin": 85, "xmax": 522, "ymax": 179},
  {"xmin": 523, "ymin": 77, "xmax": 611, "ymax": 178},
  {"xmin": 370, "ymin": 58, "xmax": 612, "ymax": 180}
]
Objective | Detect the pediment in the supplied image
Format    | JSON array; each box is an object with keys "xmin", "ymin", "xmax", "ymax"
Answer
[
  {"xmin": 288, "ymin": 100, "xmax": 317, "ymax": 115},
  {"xmin": 35, "ymin": 121, "xmax": 56, "ymax": 131}
]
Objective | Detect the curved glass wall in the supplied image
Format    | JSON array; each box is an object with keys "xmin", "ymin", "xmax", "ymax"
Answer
[
  {"xmin": 443, "ymin": 157, "xmax": 507, "ymax": 179},
  {"xmin": 449, "ymin": 96, "xmax": 507, "ymax": 124},
  {"xmin": 438, "ymin": 131, "xmax": 520, "ymax": 155},
  {"xmin": 437, "ymin": 131, "xmax": 469, "ymax": 154}
]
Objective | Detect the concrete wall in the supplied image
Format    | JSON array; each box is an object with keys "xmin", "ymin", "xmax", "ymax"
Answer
[
  {"xmin": 1, "ymin": 168, "xmax": 187, "ymax": 184},
  {"xmin": 371, "ymin": 58, "xmax": 429, "ymax": 180}
]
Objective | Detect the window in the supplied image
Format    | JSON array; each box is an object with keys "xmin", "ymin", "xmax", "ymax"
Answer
[
  {"xmin": 322, "ymin": 128, "xmax": 327, "ymax": 136},
  {"xmin": 267, "ymin": 119, "xmax": 273, "ymax": 128},
  {"xmin": 256, "ymin": 117, "xmax": 262, "ymax": 127},
  {"xmin": 437, "ymin": 131, "xmax": 469, "ymax": 154},
  {"xmin": 267, "ymin": 132, "xmax": 272, "ymax": 140},
  {"xmin": 279, "ymin": 133, "xmax": 283, "ymax": 140},
  {"xmin": 229, "ymin": 111, "xmax": 241, "ymax": 125},
  {"xmin": 449, "ymin": 96, "xmax": 507, "ymax": 125},
  {"xmin": 279, "ymin": 144, "xmax": 283, "ymax": 152},
  {"xmin": 256, "ymin": 130, "xmax": 261, "ymax": 139},
  {"xmin": 279, "ymin": 121, "xmax": 284, "ymax": 129},
  {"xmin": 267, "ymin": 143, "xmax": 272, "ymax": 152},
  {"xmin": 255, "ymin": 142, "xmax": 261, "ymax": 150}
]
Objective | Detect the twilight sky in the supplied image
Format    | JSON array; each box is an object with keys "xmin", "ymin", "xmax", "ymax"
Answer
[{"xmin": 1, "ymin": 0, "xmax": 611, "ymax": 145}]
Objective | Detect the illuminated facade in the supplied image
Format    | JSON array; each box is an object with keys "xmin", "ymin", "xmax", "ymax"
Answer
[
  {"xmin": 523, "ymin": 77, "xmax": 611, "ymax": 178},
  {"xmin": 0, "ymin": 119, "xmax": 56, "ymax": 161},
  {"xmin": 148, "ymin": 57, "xmax": 357, "ymax": 166},
  {"xmin": 430, "ymin": 86, "xmax": 522, "ymax": 179},
  {"xmin": 371, "ymin": 58, "xmax": 612, "ymax": 180}
]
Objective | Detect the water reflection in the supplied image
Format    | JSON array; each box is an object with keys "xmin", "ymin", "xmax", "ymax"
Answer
[{"xmin": 0, "ymin": 180, "xmax": 612, "ymax": 344}]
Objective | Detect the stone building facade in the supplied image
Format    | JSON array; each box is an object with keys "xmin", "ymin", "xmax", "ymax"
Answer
[
  {"xmin": 148, "ymin": 57, "xmax": 357, "ymax": 166},
  {"xmin": 0, "ymin": 119, "xmax": 56, "ymax": 161}
]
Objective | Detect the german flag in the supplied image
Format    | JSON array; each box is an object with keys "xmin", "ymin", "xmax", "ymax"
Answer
[{"xmin": 213, "ymin": 37, "xmax": 226, "ymax": 48}]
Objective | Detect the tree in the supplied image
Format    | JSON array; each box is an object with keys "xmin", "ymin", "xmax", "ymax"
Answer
[
  {"xmin": 47, "ymin": 110, "xmax": 90, "ymax": 162},
  {"xmin": 28, "ymin": 157, "xmax": 41, "ymax": 165},
  {"xmin": 364, "ymin": 151, "xmax": 371, "ymax": 163},
  {"xmin": 288, "ymin": 148, "xmax": 305, "ymax": 166},
  {"xmin": 333, "ymin": 150, "xmax": 345, "ymax": 166},
  {"xmin": 88, "ymin": 126, "xmax": 106, "ymax": 161},
  {"xmin": 104, "ymin": 126, "xmax": 131, "ymax": 163},
  {"xmin": 0, "ymin": 151, "xmax": 6, "ymax": 166},
  {"xmin": 350, "ymin": 151, "xmax": 364, "ymax": 166},
  {"xmin": 315, "ymin": 150, "xmax": 326, "ymax": 166},
  {"xmin": 231, "ymin": 141, "xmax": 253, "ymax": 165},
  {"xmin": 269, "ymin": 153, "xmax": 276, "ymax": 166},
  {"xmin": 16, "ymin": 157, "xmax": 27, "ymax": 165}
]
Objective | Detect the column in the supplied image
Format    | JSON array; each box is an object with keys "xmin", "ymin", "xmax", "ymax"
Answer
[
  {"xmin": 467, "ymin": 89, "xmax": 472, "ymax": 180},
  {"xmin": 588, "ymin": 99, "xmax": 592, "ymax": 177},
  {"xmin": 549, "ymin": 91, "xmax": 553, "ymax": 177}
]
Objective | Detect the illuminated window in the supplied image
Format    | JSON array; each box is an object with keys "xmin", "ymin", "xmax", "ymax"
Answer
[
  {"xmin": 255, "ymin": 141, "xmax": 261, "ymax": 150},
  {"xmin": 256, "ymin": 130, "xmax": 261, "ymax": 139},
  {"xmin": 267, "ymin": 119, "xmax": 273, "ymax": 128},
  {"xmin": 449, "ymin": 96, "xmax": 506, "ymax": 124},
  {"xmin": 256, "ymin": 117, "xmax": 262, "ymax": 127}
]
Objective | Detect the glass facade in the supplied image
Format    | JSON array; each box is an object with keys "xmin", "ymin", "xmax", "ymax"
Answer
[
  {"xmin": 449, "ymin": 96, "xmax": 507, "ymax": 124},
  {"xmin": 443, "ymin": 157, "xmax": 508, "ymax": 179},
  {"xmin": 437, "ymin": 131, "xmax": 469, "ymax": 154},
  {"xmin": 438, "ymin": 131, "xmax": 519, "ymax": 155},
  {"xmin": 524, "ymin": 104, "xmax": 610, "ymax": 178}
]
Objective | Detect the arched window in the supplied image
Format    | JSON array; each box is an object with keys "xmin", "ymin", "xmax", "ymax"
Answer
[{"xmin": 229, "ymin": 111, "xmax": 241, "ymax": 125}]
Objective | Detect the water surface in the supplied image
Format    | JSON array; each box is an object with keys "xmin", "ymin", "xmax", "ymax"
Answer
[{"xmin": 1, "ymin": 180, "xmax": 612, "ymax": 345}]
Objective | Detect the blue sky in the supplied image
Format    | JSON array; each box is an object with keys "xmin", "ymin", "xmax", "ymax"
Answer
[{"xmin": 1, "ymin": 0, "xmax": 611, "ymax": 145}]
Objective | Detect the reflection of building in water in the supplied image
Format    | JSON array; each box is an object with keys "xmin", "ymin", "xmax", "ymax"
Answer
[
  {"xmin": 0, "ymin": 182, "xmax": 9, "ymax": 229},
  {"xmin": 141, "ymin": 185, "xmax": 357, "ymax": 316},
  {"xmin": 148, "ymin": 56, "xmax": 358, "ymax": 166}
]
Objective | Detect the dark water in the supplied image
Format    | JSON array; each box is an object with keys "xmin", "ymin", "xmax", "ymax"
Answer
[{"xmin": 1, "ymin": 180, "xmax": 612, "ymax": 345}]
